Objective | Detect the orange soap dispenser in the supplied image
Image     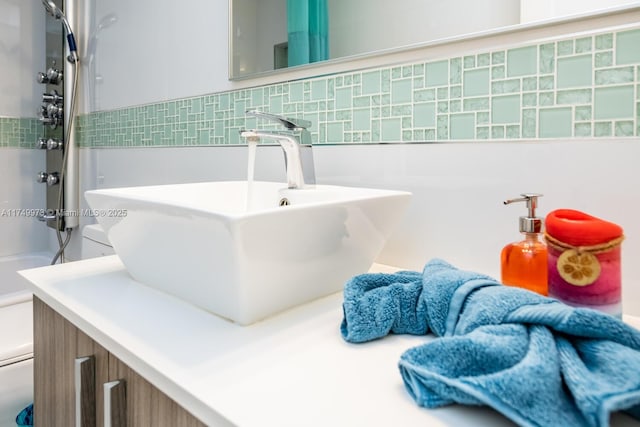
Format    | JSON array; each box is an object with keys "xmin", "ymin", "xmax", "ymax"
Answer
[{"xmin": 501, "ymin": 193, "xmax": 548, "ymax": 295}]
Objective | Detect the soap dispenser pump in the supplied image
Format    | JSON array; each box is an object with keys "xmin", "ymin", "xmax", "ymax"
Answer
[{"xmin": 501, "ymin": 193, "xmax": 548, "ymax": 295}]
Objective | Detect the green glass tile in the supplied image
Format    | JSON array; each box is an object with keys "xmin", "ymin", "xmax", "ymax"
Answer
[
  {"xmin": 392, "ymin": 67, "xmax": 402, "ymax": 79},
  {"xmin": 464, "ymin": 68, "xmax": 490, "ymax": 97},
  {"xmin": 595, "ymin": 51, "xmax": 613, "ymax": 68},
  {"xmin": 251, "ymin": 88, "xmax": 263, "ymax": 106},
  {"xmin": 215, "ymin": 119, "xmax": 227, "ymax": 137},
  {"xmin": 402, "ymin": 66, "xmax": 413, "ymax": 78},
  {"xmin": 539, "ymin": 107, "xmax": 572, "ymax": 138},
  {"xmin": 450, "ymin": 86, "xmax": 462, "ymax": 99},
  {"xmin": 393, "ymin": 105, "xmax": 412, "ymax": 116},
  {"xmin": 426, "ymin": 60, "xmax": 449, "ymax": 87},
  {"xmin": 464, "ymin": 97, "xmax": 490, "ymax": 111},
  {"xmin": 596, "ymin": 33, "xmax": 613, "ymax": 50},
  {"xmin": 595, "ymin": 67, "xmax": 634, "ymax": 85},
  {"xmin": 312, "ymin": 80, "xmax": 327, "ymax": 100},
  {"xmin": 492, "ymin": 79, "xmax": 520, "ymax": 94},
  {"xmin": 506, "ymin": 125, "xmax": 520, "ymax": 139},
  {"xmin": 392, "ymin": 79, "xmax": 412, "ymax": 103},
  {"xmin": 477, "ymin": 53, "xmax": 490, "ymax": 67},
  {"xmin": 269, "ymin": 95, "xmax": 283, "ymax": 113},
  {"xmin": 413, "ymin": 129, "xmax": 424, "ymax": 141},
  {"xmin": 557, "ymin": 89, "xmax": 591, "ymax": 105},
  {"xmin": 413, "ymin": 64, "xmax": 425, "ymax": 76},
  {"xmin": 492, "ymin": 51, "xmax": 505, "ymax": 65},
  {"xmin": 335, "ymin": 87, "xmax": 352, "ymax": 109},
  {"xmin": 437, "ymin": 115, "xmax": 448, "ymax": 140},
  {"xmin": 438, "ymin": 101, "xmax": 448, "ymax": 114},
  {"xmin": 539, "ymin": 92, "xmax": 554, "ymax": 106},
  {"xmin": 522, "ymin": 109, "xmax": 536, "ymax": 138},
  {"xmin": 450, "ymin": 100, "xmax": 461, "ymax": 113},
  {"xmin": 594, "ymin": 121, "xmax": 612, "ymax": 137},
  {"xmin": 617, "ymin": 29, "xmax": 640, "ymax": 64},
  {"xmin": 353, "ymin": 109, "xmax": 370, "ymax": 131},
  {"xmin": 615, "ymin": 120, "xmax": 634, "ymax": 137},
  {"xmin": 491, "ymin": 126, "xmax": 505, "ymax": 139},
  {"xmin": 557, "ymin": 40, "xmax": 574, "ymax": 56},
  {"xmin": 575, "ymin": 106, "xmax": 592, "ymax": 121},
  {"xmin": 290, "ymin": 82, "xmax": 304, "ymax": 102},
  {"xmin": 557, "ymin": 55, "xmax": 592, "ymax": 88},
  {"xmin": 353, "ymin": 96, "xmax": 370, "ymax": 107},
  {"xmin": 381, "ymin": 118, "xmax": 402, "ymax": 141},
  {"xmin": 539, "ymin": 76, "xmax": 554, "ymax": 90},
  {"xmin": 450, "ymin": 58, "xmax": 462, "ymax": 84},
  {"xmin": 437, "ymin": 87, "xmax": 449, "ymax": 100},
  {"xmin": 415, "ymin": 88, "xmax": 436, "ymax": 102},
  {"xmin": 594, "ymin": 85, "xmax": 634, "ymax": 119},
  {"xmin": 413, "ymin": 77, "xmax": 424, "ymax": 89},
  {"xmin": 492, "ymin": 66, "xmax": 505, "ymax": 80},
  {"xmin": 539, "ymin": 43, "xmax": 555, "ymax": 74},
  {"xmin": 464, "ymin": 55, "xmax": 476, "ymax": 69},
  {"xmin": 574, "ymin": 123, "xmax": 592, "ymax": 137},
  {"xmin": 492, "ymin": 95, "xmax": 520, "ymax": 124},
  {"xmin": 575, "ymin": 37, "xmax": 592, "ymax": 53},
  {"xmin": 362, "ymin": 71, "xmax": 381, "ymax": 95},
  {"xmin": 326, "ymin": 122, "xmax": 343, "ymax": 143},
  {"xmin": 450, "ymin": 113, "xmax": 475, "ymax": 140},
  {"xmin": 477, "ymin": 111, "xmax": 490, "ymax": 124},
  {"xmin": 476, "ymin": 126, "xmax": 490, "ymax": 139},
  {"xmin": 507, "ymin": 46, "xmax": 537, "ymax": 77},
  {"xmin": 523, "ymin": 77, "xmax": 537, "ymax": 91},
  {"xmin": 523, "ymin": 93, "xmax": 537, "ymax": 107},
  {"xmin": 425, "ymin": 129, "xmax": 436, "ymax": 140}
]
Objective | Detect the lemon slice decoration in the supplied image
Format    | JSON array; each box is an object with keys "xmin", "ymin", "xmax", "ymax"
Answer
[{"xmin": 556, "ymin": 249, "xmax": 601, "ymax": 286}]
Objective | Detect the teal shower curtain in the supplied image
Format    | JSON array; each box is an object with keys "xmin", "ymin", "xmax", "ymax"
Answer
[{"xmin": 287, "ymin": 0, "xmax": 329, "ymax": 67}]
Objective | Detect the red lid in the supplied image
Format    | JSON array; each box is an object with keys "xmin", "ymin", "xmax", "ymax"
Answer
[{"xmin": 545, "ymin": 209, "xmax": 623, "ymax": 246}]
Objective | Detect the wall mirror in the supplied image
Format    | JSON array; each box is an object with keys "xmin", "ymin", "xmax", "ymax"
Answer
[
  {"xmin": 229, "ymin": 0, "xmax": 520, "ymax": 79},
  {"xmin": 229, "ymin": 0, "xmax": 640, "ymax": 81}
]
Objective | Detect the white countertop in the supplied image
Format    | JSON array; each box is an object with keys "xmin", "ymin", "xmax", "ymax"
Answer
[{"xmin": 19, "ymin": 256, "xmax": 640, "ymax": 427}]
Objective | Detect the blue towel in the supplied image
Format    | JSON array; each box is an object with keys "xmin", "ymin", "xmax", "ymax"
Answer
[{"xmin": 341, "ymin": 259, "xmax": 640, "ymax": 427}]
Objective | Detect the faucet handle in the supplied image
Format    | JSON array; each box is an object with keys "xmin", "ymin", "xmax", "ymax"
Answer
[{"xmin": 245, "ymin": 109, "xmax": 311, "ymax": 130}]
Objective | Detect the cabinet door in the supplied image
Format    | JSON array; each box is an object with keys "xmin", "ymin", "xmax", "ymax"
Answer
[
  {"xmin": 108, "ymin": 356, "xmax": 206, "ymax": 427},
  {"xmin": 34, "ymin": 298, "xmax": 206, "ymax": 427},
  {"xmin": 33, "ymin": 297, "xmax": 108, "ymax": 427}
]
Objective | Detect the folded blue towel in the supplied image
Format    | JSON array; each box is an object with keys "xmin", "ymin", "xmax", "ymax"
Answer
[{"xmin": 341, "ymin": 259, "xmax": 640, "ymax": 427}]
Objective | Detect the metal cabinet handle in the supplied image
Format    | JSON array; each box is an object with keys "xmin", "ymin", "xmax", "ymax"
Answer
[
  {"xmin": 104, "ymin": 380, "xmax": 126, "ymax": 427},
  {"xmin": 74, "ymin": 356, "xmax": 96, "ymax": 427}
]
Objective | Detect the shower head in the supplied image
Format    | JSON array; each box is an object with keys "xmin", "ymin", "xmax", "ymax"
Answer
[{"xmin": 41, "ymin": 0, "xmax": 78, "ymax": 62}]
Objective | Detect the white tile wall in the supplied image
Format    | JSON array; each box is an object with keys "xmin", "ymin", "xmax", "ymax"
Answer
[{"xmin": 72, "ymin": 140, "xmax": 640, "ymax": 314}]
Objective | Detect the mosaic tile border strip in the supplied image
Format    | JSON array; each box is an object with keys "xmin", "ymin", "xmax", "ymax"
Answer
[
  {"xmin": 76, "ymin": 26, "xmax": 640, "ymax": 147},
  {"xmin": 0, "ymin": 117, "xmax": 41, "ymax": 149}
]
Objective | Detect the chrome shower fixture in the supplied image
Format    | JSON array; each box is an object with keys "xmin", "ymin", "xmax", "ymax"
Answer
[
  {"xmin": 41, "ymin": 0, "xmax": 78, "ymax": 63},
  {"xmin": 37, "ymin": 65, "xmax": 63, "ymax": 85}
]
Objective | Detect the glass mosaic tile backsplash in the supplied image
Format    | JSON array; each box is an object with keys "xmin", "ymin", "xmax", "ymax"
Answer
[
  {"xmin": 0, "ymin": 118, "xmax": 40, "ymax": 148},
  {"xmin": 8, "ymin": 26, "xmax": 640, "ymax": 148}
]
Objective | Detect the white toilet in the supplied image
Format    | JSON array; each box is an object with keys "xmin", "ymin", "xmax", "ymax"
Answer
[{"xmin": 81, "ymin": 223, "xmax": 115, "ymax": 258}]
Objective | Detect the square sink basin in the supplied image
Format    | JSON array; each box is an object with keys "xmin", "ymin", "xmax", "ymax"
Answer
[{"xmin": 84, "ymin": 181, "xmax": 411, "ymax": 325}]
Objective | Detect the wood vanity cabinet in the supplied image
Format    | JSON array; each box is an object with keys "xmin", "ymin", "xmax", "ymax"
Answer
[{"xmin": 33, "ymin": 296, "xmax": 206, "ymax": 427}]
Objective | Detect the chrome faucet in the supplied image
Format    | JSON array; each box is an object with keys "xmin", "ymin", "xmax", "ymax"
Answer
[{"xmin": 240, "ymin": 109, "xmax": 316, "ymax": 189}]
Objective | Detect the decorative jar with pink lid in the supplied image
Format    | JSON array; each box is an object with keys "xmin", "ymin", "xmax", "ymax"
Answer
[{"xmin": 545, "ymin": 209, "xmax": 624, "ymax": 317}]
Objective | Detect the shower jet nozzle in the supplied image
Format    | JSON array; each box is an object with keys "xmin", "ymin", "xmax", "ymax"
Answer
[{"xmin": 41, "ymin": 0, "xmax": 79, "ymax": 63}]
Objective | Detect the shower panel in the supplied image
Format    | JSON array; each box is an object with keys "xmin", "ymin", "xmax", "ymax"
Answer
[{"xmin": 36, "ymin": 0, "xmax": 79, "ymax": 235}]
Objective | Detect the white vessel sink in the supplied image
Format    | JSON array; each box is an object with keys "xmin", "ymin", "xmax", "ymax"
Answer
[{"xmin": 84, "ymin": 181, "xmax": 411, "ymax": 325}]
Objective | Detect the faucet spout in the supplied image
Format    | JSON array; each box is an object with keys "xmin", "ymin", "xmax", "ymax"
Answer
[
  {"xmin": 240, "ymin": 130, "xmax": 311, "ymax": 189},
  {"xmin": 240, "ymin": 110, "xmax": 316, "ymax": 190}
]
